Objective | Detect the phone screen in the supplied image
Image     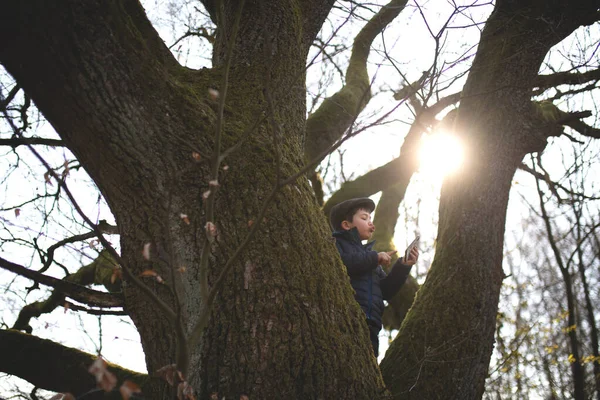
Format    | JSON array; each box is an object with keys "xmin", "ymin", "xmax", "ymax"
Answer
[{"xmin": 404, "ymin": 235, "xmax": 420, "ymax": 261}]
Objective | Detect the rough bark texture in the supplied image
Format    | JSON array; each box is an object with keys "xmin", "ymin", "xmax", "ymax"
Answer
[
  {"xmin": 380, "ymin": 1, "xmax": 599, "ymax": 399},
  {"xmin": 0, "ymin": 0, "xmax": 388, "ymax": 398}
]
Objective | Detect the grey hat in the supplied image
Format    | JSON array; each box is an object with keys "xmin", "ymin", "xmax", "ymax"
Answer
[{"xmin": 329, "ymin": 197, "xmax": 375, "ymax": 231}]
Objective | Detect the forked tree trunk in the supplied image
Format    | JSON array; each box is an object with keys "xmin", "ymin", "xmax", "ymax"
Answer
[{"xmin": 0, "ymin": 1, "xmax": 388, "ymax": 398}]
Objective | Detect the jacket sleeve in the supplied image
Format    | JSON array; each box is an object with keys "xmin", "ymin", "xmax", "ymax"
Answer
[
  {"xmin": 336, "ymin": 242, "xmax": 379, "ymax": 277},
  {"xmin": 380, "ymin": 258, "xmax": 413, "ymax": 300}
]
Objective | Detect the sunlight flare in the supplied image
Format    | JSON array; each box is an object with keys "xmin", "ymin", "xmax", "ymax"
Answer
[{"xmin": 418, "ymin": 132, "xmax": 464, "ymax": 177}]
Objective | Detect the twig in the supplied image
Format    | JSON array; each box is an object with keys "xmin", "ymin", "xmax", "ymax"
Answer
[
  {"xmin": 187, "ymin": 0, "xmax": 247, "ymax": 375},
  {"xmin": 0, "ymin": 256, "xmax": 123, "ymax": 308},
  {"xmin": 1, "ymin": 103, "xmax": 177, "ymax": 323}
]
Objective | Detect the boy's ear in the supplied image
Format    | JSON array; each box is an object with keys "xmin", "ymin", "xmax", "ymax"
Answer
[{"xmin": 341, "ymin": 220, "xmax": 353, "ymax": 230}]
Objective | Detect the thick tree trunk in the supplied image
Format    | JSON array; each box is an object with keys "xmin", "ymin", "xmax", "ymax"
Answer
[
  {"xmin": 380, "ymin": 1, "xmax": 598, "ymax": 399},
  {"xmin": 0, "ymin": 1, "xmax": 388, "ymax": 398}
]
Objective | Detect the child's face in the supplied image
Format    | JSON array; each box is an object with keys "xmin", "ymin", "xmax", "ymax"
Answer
[{"xmin": 343, "ymin": 208, "xmax": 375, "ymax": 240}]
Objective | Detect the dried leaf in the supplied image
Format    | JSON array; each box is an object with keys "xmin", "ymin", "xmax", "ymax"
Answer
[
  {"xmin": 156, "ymin": 364, "xmax": 178, "ymax": 386},
  {"xmin": 120, "ymin": 380, "xmax": 142, "ymax": 400},
  {"xmin": 111, "ymin": 268, "xmax": 122, "ymax": 284},
  {"xmin": 14, "ymin": 208, "xmax": 20, "ymax": 217},
  {"xmin": 49, "ymin": 394, "xmax": 75, "ymax": 400},
  {"xmin": 180, "ymin": 213, "xmax": 191, "ymax": 225},
  {"xmin": 202, "ymin": 190, "xmax": 211, "ymax": 200},
  {"xmin": 62, "ymin": 160, "xmax": 70, "ymax": 178},
  {"xmin": 205, "ymin": 221, "xmax": 217, "ymax": 237},
  {"xmin": 140, "ymin": 269, "xmax": 163, "ymax": 283},
  {"xmin": 222, "ymin": 165, "xmax": 229, "ymax": 171},
  {"xmin": 63, "ymin": 302, "xmax": 70, "ymax": 313},
  {"xmin": 192, "ymin": 152, "xmax": 201, "ymax": 162},
  {"xmin": 209, "ymin": 179, "xmax": 219, "ymax": 187},
  {"xmin": 177, "ymin": 266, "xmax": 186, "ymax": 273},
  {"xmin": 142, "ymin": 243, "xmax": 151, "ymax": 260},
  {"xmin": 208, "ymin": 88, "xmax": 219, "ymax": 100},
  {"xmin": 177, "ymin": 381, "xmax": 196, "ymax": 400},
  {"xmin": 88, "ymin": 357, "xmax": 117, "ymax": 392},
  {"xmin": 44, "ymin": 171, "xmax": 53, "ymax": 185}
]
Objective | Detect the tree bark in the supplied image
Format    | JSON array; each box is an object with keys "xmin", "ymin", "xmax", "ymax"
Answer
[
  {"xmin": 0, "ymin": 1, "xmax": 388, "ymax": 398},
  {"xmin": 380, "ymin": 1, "xmax": 599, "ymax": 398}
]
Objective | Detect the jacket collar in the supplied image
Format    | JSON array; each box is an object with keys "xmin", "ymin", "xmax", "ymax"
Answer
[{"xmin": 333, "ymin": 227, "xmax": 376, "ymax": 249}]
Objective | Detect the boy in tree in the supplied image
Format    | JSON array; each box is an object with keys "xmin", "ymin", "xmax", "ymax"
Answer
[{"xmin": 330, "ymin": 197, "xmax": 419, "ymax": 357}]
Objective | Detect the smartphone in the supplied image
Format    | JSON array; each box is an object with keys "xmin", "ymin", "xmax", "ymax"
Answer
[{"xmin": 404, "ymin": 235, "xmax": 420, "ymax": 261}]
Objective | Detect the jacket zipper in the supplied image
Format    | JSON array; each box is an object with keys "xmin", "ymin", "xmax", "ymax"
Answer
[{"xmin": 367, "ymin": 272, "xmax": 373, "ymax": 321}]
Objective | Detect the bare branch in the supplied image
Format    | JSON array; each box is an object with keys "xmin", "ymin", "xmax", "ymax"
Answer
[
  {"xmin": 0, "ymin": 329, "xmax": 149, "ymax": 396},
  {"xmin": 169, "ymin": 27, "xmax": 215, "ymax": 49},
  {"xmin": 323, "ymin": 92, "xmax": 461, "ymax": 213},
  {"xmin": 0, "ymin": 137, "xmax": 65, "ymax": 147},
  {"xmin": 64, "ymin": 301, "xmax": 127, "ymax": 316},
  {"xmin": 533, "ymin": 68, "xmax": 600, "ymax": 91},
  {"xmin": 518, "ymin": 163, "xmax": 600, "ymax": 202},
  {"xmin": 0, "ymin": 256, "xmax": 123, "ymax": 309},
  {"xmin": 9, "ymin": 249, "xmax": 123, "ymax": 332},
  {"xmin": 40, "ymin": 222, "xmax": 118, "ymax": 274},
  {"xmin": 0, "ymin": 83, "xmax": 20, "ymax": 110},
  {"xmin": 304, "ymin": 0, "xmax": 409, "ymax": 161},
  {"xmin": 533, "ymin": 101, "xmax": 600, "ymax": 139},
  {"xmin": 564, "ymin": 116, "xmax": 600, "ymax": 139},
  {"xmin": 0, "ymin": 108, "xmax": 177, "ymax": 324}
]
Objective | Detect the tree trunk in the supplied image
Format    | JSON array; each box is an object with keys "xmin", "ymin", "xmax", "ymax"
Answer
[
  {"xmin": 380, "ymin": 1, "xmax": 598, "ymax": 398},
  {"xmin": 0, "ymin": 1, "xmax": 388, "ymax": 398}
]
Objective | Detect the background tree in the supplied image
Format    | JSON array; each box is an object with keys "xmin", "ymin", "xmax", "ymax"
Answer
[{"xmin": 0, "ymin": 0, "xmax": 599, "ymax": 399}]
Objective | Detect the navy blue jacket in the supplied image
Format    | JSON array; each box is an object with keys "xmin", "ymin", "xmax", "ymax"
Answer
[{"xmin": 333, "ymin": 228, "xmax": 412, "ymax": 329}]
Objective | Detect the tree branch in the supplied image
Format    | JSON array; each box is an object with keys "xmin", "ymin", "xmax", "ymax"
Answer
[
  {"xmin": 323, "ymin": 92, "xmax": 461, "ymax": 214},
  {"xmin": 0, "ymin": 256, "xmax": 123, "ymax": 309},
  {"xmin": 518, "ymin": 163, "xmax": 600, "ymax": 202},
  {"xmin": 533, "ymin": 68, "xmax": 600, "ymax": 91},
  {"xmin": 564, "ymin": 116, "xmax": 600, "ymax": 139},
  {"xmin": 0, "ymin": 83, "xmax": 20, "ymax": 110},
  {"xmin": 304, "ymin": 0, "xmax": 409, "ymax": 162},
  {"xmin": 0, "ymin": 137, "xmax": 65, "ymax": 148},
  {"xmin": 0, "ymin": 329, "xmax": 150, "ymax": 397},
  {"xmin": 532, "ymin": 101, "xmax": 600, "ymax": 139},
  {"xmin": 9, "ymin": 250, "xmax": 123, "ymax": 333},
  {"xmin": 40, "ymin": 222, "xmax": 119, "ymax": 274}
]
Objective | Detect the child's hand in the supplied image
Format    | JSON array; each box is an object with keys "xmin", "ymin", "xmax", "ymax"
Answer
[
  {"xmin": 403, "ymin": 247, "xmax": 419, "ymax": 266},
  {"xmin": 378, "ymin": 251, "xmax": 397, "ymax": 266}
]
